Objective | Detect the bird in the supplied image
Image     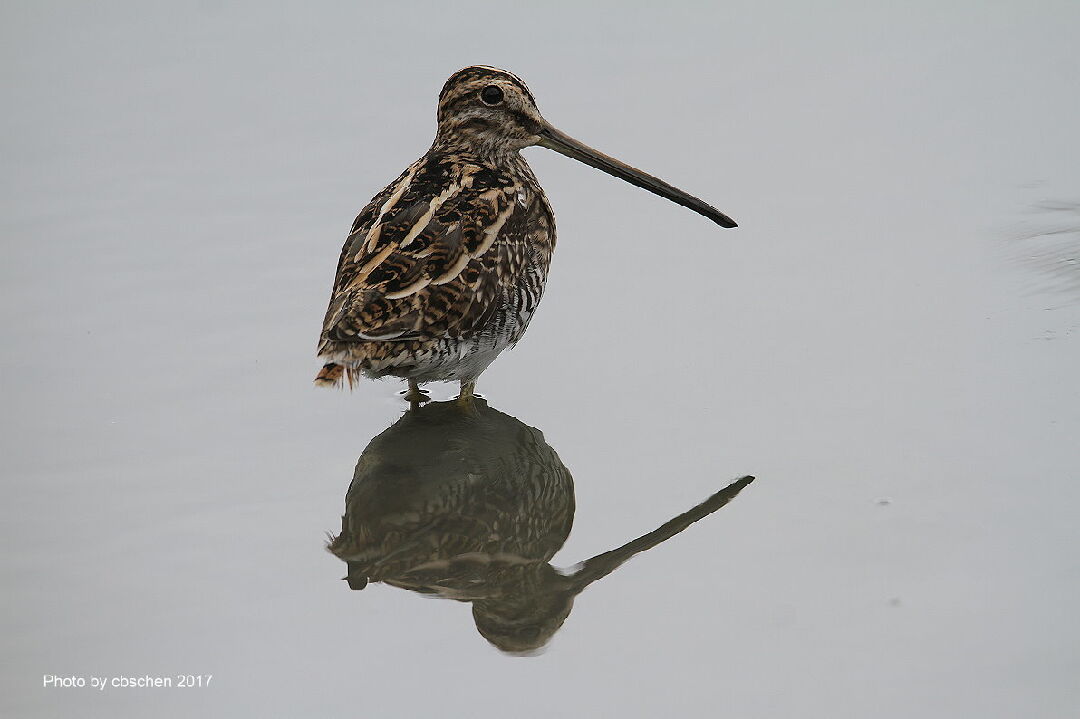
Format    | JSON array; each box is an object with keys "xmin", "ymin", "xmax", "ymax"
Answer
[{"xmin": 315, "ymin": 66, "xmax": 737, "ymax": 404}]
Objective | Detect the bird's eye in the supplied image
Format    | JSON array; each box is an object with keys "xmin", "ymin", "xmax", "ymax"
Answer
[{"xmin": 480, "ymin": 85, "xmax": 504, "ymax": 105}]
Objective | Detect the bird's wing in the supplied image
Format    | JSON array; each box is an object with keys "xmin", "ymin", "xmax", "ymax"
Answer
[{"xmin": 322, "ymin": 156, "xmax": 535, "ymax": 342}]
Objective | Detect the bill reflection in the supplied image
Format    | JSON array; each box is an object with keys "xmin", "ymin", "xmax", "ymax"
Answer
[{"xmin": 327, "ymin": 399, "xmax": 753, "ymax": 654}]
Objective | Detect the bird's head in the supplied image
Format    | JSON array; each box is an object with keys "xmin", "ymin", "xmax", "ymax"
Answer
[
  {"xmin": 436, "ymin": 65, "xmax": 544, "ymax": 155},
  {"xmin": 434, "ymin": 65, "xmax": 737, "ymax": 228}
]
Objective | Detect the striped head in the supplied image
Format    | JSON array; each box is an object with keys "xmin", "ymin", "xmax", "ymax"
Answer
[
  {"xmin": 433, "ymin": 65, "xmax": 738, "ymax": 228},
  {"xmin": 435, "ymin": 66, "xmax": 545, "ymax": 154}
]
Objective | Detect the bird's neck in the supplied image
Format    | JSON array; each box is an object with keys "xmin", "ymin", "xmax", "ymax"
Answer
[{"xmin": 430, "ymin": 131, "xmax": 528, "ymax": 166}]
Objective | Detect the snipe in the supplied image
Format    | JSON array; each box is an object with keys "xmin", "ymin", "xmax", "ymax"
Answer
[{"xmin": 316, "ymin": 66, "xmax": 736, "ymax": 403}]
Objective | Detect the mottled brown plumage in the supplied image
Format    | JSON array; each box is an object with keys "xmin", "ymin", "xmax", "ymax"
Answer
[{"xmin": 316, "ymin": 66, "xmax": 736, "ymax": 399}]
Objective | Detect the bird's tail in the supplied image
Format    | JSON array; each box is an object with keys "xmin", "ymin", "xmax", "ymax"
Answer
[{"xmin": 314, "ymin": 362, "xmax": 347, "ymax": 388}]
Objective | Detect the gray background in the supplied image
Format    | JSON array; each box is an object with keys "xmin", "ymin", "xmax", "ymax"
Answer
[{"xmin": 3, "ymin": 1, "xmax": 1078, "ymax": 716}]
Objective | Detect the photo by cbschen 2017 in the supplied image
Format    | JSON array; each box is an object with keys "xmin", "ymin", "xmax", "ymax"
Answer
[{"xmin": 3, "ymin": 2, "xmax": 1078, "ymax": 718}]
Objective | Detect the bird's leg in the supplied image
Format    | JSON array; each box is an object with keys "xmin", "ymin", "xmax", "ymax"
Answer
[
  {"xmin": 405, "ymin": 379, "xmax": 428, "ymax": 410},
  {"xmin": 457, "ymin": 380, "xmax": 477, "ymax": 411}
]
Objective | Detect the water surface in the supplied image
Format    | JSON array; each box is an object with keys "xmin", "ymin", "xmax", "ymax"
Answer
[{"xmin": 3, "ymin": 2, "xmax": 1078, "ymax": 717}]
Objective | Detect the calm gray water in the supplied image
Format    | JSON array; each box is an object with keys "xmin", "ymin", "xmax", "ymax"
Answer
[{"xmin": 3, "ymin": 2, "xmax": 1078, "ymax": 717}]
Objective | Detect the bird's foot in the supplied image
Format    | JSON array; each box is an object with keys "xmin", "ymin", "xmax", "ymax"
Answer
[
  {"xmin": 456, "ymin": 381, "xmax": 481, "ymax": 414},
  {"xmin": 403, "ymin": 380, "xmax": 430, "ymax": 411}
]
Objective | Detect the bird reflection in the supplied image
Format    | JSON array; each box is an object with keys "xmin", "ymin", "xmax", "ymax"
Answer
[{"xmin": 327, "ymin": 399, "xmax": 753, "ymax": 654}]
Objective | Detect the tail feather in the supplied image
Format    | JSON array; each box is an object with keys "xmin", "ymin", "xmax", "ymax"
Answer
[
  {"xmin": 314, "ymin": 362, "xmax": 363, "ymax": 389},
  {"xmin": 315, "ymin": 363, "xmax": 345, "ymax": 388}
]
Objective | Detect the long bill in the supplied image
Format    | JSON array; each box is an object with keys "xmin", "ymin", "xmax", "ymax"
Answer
[{"xmin": 537, "ymin": 123, "xmax": 737, "ymax": 228}]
